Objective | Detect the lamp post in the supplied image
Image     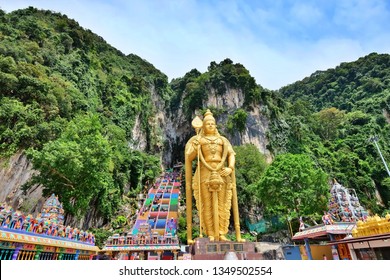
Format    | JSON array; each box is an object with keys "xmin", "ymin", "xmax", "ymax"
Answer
[
  {"xmin": 287, "ymin": 216, "xmax": 295, "ymax": 245},
  {"xmin": 370, "ymin": 136, "xmax": 390, "ymax": 177}
]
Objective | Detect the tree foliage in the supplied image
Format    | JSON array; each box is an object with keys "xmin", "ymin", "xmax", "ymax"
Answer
[
  {"xmin": 24, "ymin": 113, "xmax": 119, "ymax": 218},
  {"xmin": 313, "ymin": 107, "xmax": 345, "ymax": 140},
  {"xmin": 256, "ymin": 154, "xmax": 329, "ymax": 222},
  {"xmin": 234, "ymin": 144, "xmax": 268, "ymax": 208},
  {"xmin": 227, "ymin": 109, "xmax": 248, "ymax": 135}
]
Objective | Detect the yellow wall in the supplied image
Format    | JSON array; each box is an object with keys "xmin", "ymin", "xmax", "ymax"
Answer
[{"xmin": 300, "ymin": 245, "xmax": 333, "ymax": 260}]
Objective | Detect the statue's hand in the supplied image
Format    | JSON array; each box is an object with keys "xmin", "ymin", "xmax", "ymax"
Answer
[
  {"xmin": 192, "ymin": 139, "xmax": 199, "ymax": 146},
  {"xmin": 220, "ymin": 167, "xmax": 233, "ymax": 177}
]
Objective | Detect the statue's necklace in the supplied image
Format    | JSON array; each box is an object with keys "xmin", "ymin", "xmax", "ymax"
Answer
[
  {"xmin": 204, "ymin": 136, "xmax": 218, "ymax": 155},
  {"xmin": 200, "ymin": 137, "xmax": 228, "ymax": 172}
]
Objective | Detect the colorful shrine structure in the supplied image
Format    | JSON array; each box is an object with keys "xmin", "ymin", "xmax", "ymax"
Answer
[
  {"xmin": 327, "ymin": 213, "xmax": 390, "ymax": 259},
  {"xmin": 327, "ymin": 179, "xmax": 368, "ymax": 222},
  {"xmin": 103, "ymin": 166, "xmax": 182, "ymax": 260},
  {"xmin": 0, "ymin": 194, "xmax": 99, "ymax": 260},
  {"xmin": 292, "ymin": 180, "xmax": 368, "ymax": 260}
]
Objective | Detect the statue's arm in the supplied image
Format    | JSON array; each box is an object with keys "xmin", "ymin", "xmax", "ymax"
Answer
[
  {"xmin": 221, "ymin": 137, "xmax": 236, "ymax": 175},
  {"xmin": 227, "ymin": 151, "xmax": 235, "ymax": 170}
]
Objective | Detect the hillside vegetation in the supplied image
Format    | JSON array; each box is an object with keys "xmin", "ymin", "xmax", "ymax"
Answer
[
  {"xmin": 0, "ymin": 7, "xmax": 169, "ymax": 221},
  {"xmin": 270, "ymin": 53, "xmax": 390, "ymax": 216}
]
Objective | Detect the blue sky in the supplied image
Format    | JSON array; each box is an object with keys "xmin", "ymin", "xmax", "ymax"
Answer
[{"xmin": 1, "ymin": 0, "xmax": 390, "ymax": 90}]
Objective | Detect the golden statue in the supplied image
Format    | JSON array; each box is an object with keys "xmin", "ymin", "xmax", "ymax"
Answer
[{"xmin": 185, "ymin": 109, "xmax": 244, "ymax": 244}]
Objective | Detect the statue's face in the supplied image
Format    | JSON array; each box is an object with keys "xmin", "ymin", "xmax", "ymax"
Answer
[{"xmin": 203, "ymin": 120, "xmax": 216, "ymax": 134}]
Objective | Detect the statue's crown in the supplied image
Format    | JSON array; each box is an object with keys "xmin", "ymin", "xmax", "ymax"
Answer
[{"xmin": 203, "ymin": 109, "xmax": 215, "ymax": 122}]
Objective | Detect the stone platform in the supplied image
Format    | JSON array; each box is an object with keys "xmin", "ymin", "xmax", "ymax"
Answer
[{"xmin": 189, "ymin": 238, "xmax": 263, "ymax": 260}]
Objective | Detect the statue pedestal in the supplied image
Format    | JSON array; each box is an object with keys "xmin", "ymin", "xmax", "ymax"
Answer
[{"xmin": 189, "ymin": 238, "xmax": 263, "ymax": 260}]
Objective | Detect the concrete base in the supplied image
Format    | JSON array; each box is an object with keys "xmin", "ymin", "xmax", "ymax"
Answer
[{"xmin": 189, "ymin": 238, "xmax": 263, "ymax": 260}]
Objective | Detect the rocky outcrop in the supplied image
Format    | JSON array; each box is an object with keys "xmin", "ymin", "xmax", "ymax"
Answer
[
  {"xmin": 207, "ymin": 87, "xmax": 244, "ymax": 108},
  {"xmin": 0, "ymin": 152, "xmax": 44, "ymax": 216},
  {"xmin": 163, "ymin": 87, "xmax": 271, "ymax": 165},
  {"xmin": 224, "ymin": 105, "xmax": 271, "ymax": 160},
  {"xmin": 254, "ymin": 242, "xmax": 285, "ymax": 260},
  {"xmin": 384, "ymin": 109, "xmax": 390, "ymax": 124},
  {"xmin": 0, "ymin": 152, "xmax": 105, "ymax": 229}
]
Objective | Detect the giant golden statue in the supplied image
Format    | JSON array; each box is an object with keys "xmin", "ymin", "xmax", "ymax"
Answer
[{"xmin": 185, "ymin": 109, "xmax": 244, "ymax": 244}]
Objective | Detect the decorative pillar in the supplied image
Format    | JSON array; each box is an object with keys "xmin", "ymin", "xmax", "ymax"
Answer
[
  {"xmin": 11, "ymin": 243, "xmax": 23, "ymax": 260},
  {"xmin": 34, "ymin": 250, "xmax": 42, "ymax": 260},
  {"xmin": 303, "ymin": 238, "xmax": 313, "ymax": 260},
  {"xmin": 58, "ymin": 247, "xmax": 65, "ymax": 260},
  {"xmin": 328, "ymin": 234, "xmax": 340, "ymax": 260},
  {"xmin": 17, "ymin": 250, "xmax": 25, "ymax": 260},
  {"xmin": 75, "ymin": 250, "xmax": 80, "ymax": 260},
  {"xmin": 6, "ymin": 249, "xmax": 14, "ymax": 260},
  {"xmin": 157, "ymin": 251, "xmax": 162, "ymax": 260}
]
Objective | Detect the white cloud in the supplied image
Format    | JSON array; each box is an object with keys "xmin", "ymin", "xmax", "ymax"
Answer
[
  {"xmin": 334, "ymin": 0, "xmax": 390, "ymax": 33},
  {"xmin": 289, "ymin": 2, "xmax": 324, "ymax": 26}
]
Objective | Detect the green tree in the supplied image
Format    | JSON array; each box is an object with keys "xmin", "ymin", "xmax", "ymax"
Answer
[
  {"xmin": 227, "ymin": 109, "xmax": 248, "ymax": 135},
  {"xmin": 1, "ymin": 7, "xmax": 170, "ymax": 226},
  {"xmin": 381, "ymin": 178, "xmax": 390, "ymax": 214},
  {"xmin": 256, "ymin": 153, "xmax": 329, "ymax": 222},
  {"xmin": 314, "ymin": 107, "xmax": 345, "ymax": 140},
  {"xmin": 234, "ymin": 144, "xmax": 268, "ymax": 207},
  {"xmin": 89, "ymin": 227, "xmax": 112, "ymax": 249},
  {"xmin": 24, "ymin": 113, "xmax": 120, "ymax": 218},
  {"xmin": 0, "ymin": 97, "xmax": 45, "ymax": 157}
]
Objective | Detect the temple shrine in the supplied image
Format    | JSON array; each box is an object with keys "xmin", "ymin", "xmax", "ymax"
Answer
[
  {"xmin": 0, "ymin": 194, "xmax": 98, "ymax": 260},
  {"xmin": 292, "ymin": 179, "xmax": 368, "ymax": 260},
  {"xmin": 327, "ymin": 179, "xmax": 368, "ymax": 222},
  {"xmin": 327, "ymin": 213, "xmax": 390, "ymax": 259}
]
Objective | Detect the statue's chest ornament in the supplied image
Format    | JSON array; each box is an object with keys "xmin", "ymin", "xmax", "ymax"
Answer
[
  {"xmin": 199, "ymin": 136, "xmax": 228, "ymax": 172},
  {"xmin": 204, "ymin": 137, "xmax": 219, "ymax": 157}
]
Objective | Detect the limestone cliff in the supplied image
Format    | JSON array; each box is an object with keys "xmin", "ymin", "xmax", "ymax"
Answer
[
  {"xmin": 0, "ymin": 152, "xmax": 43, "ymax": 215},
  {"xmin": 163, "ymin": 87, "xmax": 271, "ymax": 165}
]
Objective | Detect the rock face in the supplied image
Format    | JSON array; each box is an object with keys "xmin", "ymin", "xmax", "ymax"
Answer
[
  {"xmin": 163, "ymin": 87, "xmax": 271, "ymax": 165},
  {"xmin": 0, "ymin": 152, "xmax": 106, "ymax": 228},
  {"xmin": 254, "ymin": 242, "xmax": 285, "ymax": 260},
  {"xmin": 129, "ymin": 85, "xmax": 167, "ymax": 153},
  {"xmin": 129, "ymin": 115, "xmax": 147, "ymax": 151},
  {"xmin": 0, "ymin": 152, "xmax": 44, "ymax": 216},
  {"xmin": 225, "ymin": 105, "xmax": 271, "ymax": 159}
]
